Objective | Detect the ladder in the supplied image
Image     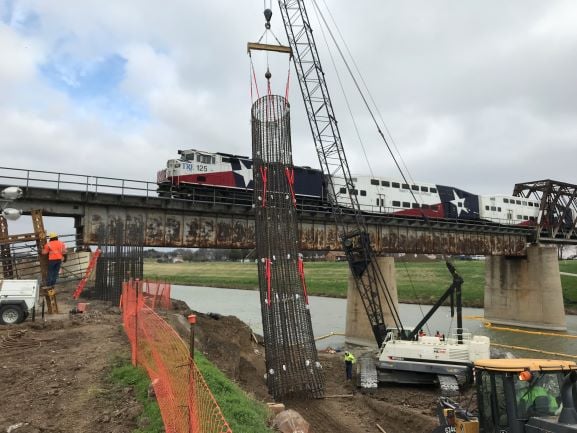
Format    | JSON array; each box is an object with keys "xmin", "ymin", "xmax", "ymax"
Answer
[{"xmin": 72, "ymin": 249, "xmax": 101, "ymax": 300}]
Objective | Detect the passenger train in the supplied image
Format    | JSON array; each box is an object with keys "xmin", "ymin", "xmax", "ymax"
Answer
[{"xmin": 157, "ymin": 148, "xmax": 543, "ymax": 226}]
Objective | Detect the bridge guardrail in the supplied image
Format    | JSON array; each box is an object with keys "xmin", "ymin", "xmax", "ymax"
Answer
[{"xmin": 0, "ymin": 167, "xmax": 158, "ymax": 198}]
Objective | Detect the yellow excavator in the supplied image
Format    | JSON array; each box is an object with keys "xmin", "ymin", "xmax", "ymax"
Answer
[{"xmin": 432, "ymin": 359, "xmax": 577, "ymax": 433}]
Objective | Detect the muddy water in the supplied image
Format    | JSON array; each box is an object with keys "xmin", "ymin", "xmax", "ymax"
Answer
[{"xmin": 172, "ymin": 285, "xmax": 577, "ymax": 358}]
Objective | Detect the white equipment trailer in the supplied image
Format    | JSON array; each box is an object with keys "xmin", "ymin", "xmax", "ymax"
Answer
[{"xmin": 0, "ymin": 279, "xmax": 39, "ymax": 325}]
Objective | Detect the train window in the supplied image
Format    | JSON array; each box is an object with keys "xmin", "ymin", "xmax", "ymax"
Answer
[
  {"xmin": 517, "ymin": 215, "xmax": 522, "ymax": 220},
  {"xmin": 529, "ymin": 216, "xmax": 536, "ymax": 221},
  {"xmin": 339, "ymin": 188, "xmax": 346, "ymax": 194},
  {"xmin": 371, "ymin": 179, "xmax": 379, "ymax": 185},
  {"xmin": 523, "ymin": 215, "xmax": 529, "ymax": 220},
  {"xmin": 350, "ymin": 189, "xmax": 358, "ymax": 195},
  {"xmin": 516, "ymin": 200, "xmax": 521, "ymax": 205},
  {"xmin": 402, "ymin": 202, "xmax": 410, "ymax": 208},
  {"xmin": 503, "ymin": 198, "xmax": 509, "ymax": 203},
  {"xmin": 421, "ymin": 186, "xmax": 429, "ymax": 192},
  {"xmin": 498, "ymin": 207, "xmax": 501, "ymax": 212},
  {"xmin": 381, "ymin": 181, "xmax": 390, "ymax": 187},
  {"xmin": 402, "ymin": 184, "xmax": 409, "ymax": 189},
  {"xmin": 411, "ymin": 185, "xmax": 419, "ymax": 191},
  {"xmin": 221, "ymin": 157, "xmax": 231, "ymax": 163},
  {"xmin": 392, "ymin": 182, "xmax": 400, "ymax": 188},
  {"xmin": 376, "ymin": 199, "xmax": 379, "ymax": 205},
  {"xmin": 522, "ymin": 201, "xmax": 527, "ymax": 206},
  {"xmin": 197, "ymin": 154, "xmax": 215, "ymax": 164},
  {"xmin": 392, "ymin": 200, "xmax": 401, "ymax": 207},
  {"xmin": 412, "ymin": 203, "xmax": 419, "ymax": 208},
  {"xmin": 197, "ymin": 176, "xmax": 206, "ymax": 182},
  {"xmin": 422, "ymin": 204, "xmax": 430, "ymax": 209},
  {"xmin": 360, "ymin": 190, "xmax": 367, "ymax": 196},
  {"xmin": 485, "ymin": 206, "xmax": 490, "ymax": 210},
  {"xmin": 430, "ymin": 187, "xmax": 437, "ymax": 193}
]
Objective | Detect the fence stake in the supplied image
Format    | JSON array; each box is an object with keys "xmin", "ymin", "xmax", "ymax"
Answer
[{"xmin": 187, "ymin": 314, "xmax": 196, "ymax": 359}]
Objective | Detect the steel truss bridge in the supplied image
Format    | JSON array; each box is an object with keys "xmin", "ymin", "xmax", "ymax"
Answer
[{"xmin": 1, "ymin": 167, "xmax": 576, "ymax": 255}]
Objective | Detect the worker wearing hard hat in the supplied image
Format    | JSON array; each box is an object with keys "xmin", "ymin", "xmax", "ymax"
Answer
[
  {"xmin": 42, "ymin": 232, "xmax": 67, "ymax": 288},
  {"xmin": 344, "ymin": 351, "xmax": 356, "ymax": 381}
]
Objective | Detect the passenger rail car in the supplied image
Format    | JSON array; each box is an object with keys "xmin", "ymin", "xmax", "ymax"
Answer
[{"xmin": 157, "ymin": 148, "xmax": 557, "ymax": 227}]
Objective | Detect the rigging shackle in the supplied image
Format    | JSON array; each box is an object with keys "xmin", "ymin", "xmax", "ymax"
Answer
[{"xmin": 264, "ymin": 8, "xmax": 273, "ymax": 29}]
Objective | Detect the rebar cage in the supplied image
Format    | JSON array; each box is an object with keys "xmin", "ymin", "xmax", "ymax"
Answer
[{"xmin": 251, "ymin": 94, "xmax": 325, "ymax": 399}]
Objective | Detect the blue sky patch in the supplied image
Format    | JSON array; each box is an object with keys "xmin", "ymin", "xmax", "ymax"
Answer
[{"xmin": 40, "ymin": 52, "xmax": 148, "ymax": 124}]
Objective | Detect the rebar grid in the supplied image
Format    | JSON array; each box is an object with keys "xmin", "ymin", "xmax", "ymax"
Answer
[
  {"xmin": 94, "ymin": 221, "xmax": 144, "ymax": 304},
  {"xmin": 252, "ymin": 94, "xmax": 325, "ymax": 400}
]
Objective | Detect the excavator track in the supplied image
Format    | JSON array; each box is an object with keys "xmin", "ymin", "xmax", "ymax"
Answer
[
  {"xmin": 438, "ymin": 375, "xmax": 459, "ymax": 396},
  {"xmin": 358, "ymin": 356, "xmax": 378, "ymax": 390}
]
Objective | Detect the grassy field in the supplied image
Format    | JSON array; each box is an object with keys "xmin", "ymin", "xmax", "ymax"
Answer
[{"xmin": 145, "ymin": 258, "xmax": 577, "ymax": 307}]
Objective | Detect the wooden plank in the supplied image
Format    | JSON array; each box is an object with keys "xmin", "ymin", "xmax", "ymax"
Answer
[{"xmin": 247, "ymin": 42, "xmax": 292, "ymax": 55}]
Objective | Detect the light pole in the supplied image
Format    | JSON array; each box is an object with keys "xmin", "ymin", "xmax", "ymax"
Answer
[{"xmin": 0, "ymin": 187, "xmax": 23, "ymax": 221}]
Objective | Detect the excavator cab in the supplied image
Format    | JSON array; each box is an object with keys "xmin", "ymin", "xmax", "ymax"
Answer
[
  {"xmin": 433, "ymin": 359, "xmax": 577, "ymax": 433},
  {"xmin": 475, "ymin": 359, "xmax": 577, "ymax": 433}
]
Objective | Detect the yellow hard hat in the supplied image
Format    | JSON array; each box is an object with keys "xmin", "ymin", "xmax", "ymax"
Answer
[{"xmin": 48, "ymin": 232, "xmax": 58, "ymax": 238}]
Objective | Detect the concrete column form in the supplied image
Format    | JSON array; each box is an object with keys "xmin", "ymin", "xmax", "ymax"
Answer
[
  {"xmin": 485, "ymin": 245, "xmax": 566, "ymax": 331},
  {"xmin": 345, "ymin": 256, "xmax": 399, "ymax": 347}
]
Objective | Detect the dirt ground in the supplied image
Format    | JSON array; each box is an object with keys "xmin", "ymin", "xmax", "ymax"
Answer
[{"xmin": 0, "ymin": 282, "xmax": 454, "ymax": 433}]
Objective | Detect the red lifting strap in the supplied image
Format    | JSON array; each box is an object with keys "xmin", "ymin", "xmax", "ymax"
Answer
[
  {"xmin": 285, "ymin": 167, "xmax": 296, "ymax": 206},
  {"xmin": 297, "ymin": 256, "xmax": 309, "ymax": 305},
  {"xmin": 260, "ymin": 166, "xmax": 268, "ymax": 207},
  {"xmin": 265, "ymin": 258, "xmax": 272, "ymax": 307},
  {"xmin": 73, "ymin": 249, "xmax": 102, "ymax": 299}
]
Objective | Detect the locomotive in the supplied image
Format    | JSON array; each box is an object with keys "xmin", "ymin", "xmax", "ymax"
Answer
[{"xmin": 157, "ymin": 148, "xmax": 541, "ymax": 226}]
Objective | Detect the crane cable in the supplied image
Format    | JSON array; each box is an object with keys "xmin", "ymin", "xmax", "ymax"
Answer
[{"xmin": 311, "ymin": 0, "xmax": 460, "ymax": 330}]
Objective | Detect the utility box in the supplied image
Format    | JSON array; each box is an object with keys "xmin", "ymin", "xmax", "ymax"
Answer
[{"xmin": 0, "ymin": 279, "xmax": 39, "ymax": 325}]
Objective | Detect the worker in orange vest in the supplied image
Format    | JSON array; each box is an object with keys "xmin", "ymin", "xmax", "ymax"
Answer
[{"xmin": 42, "ymin": 232, "xmax": 67, "ymax": 287}]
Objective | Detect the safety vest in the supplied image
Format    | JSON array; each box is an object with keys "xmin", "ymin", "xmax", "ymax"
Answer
[
  {"xmin": 344, "ymin": 353, "xmax": 356, "ymax": 363},
  {"xmin": 519, "ymin": 386, "xmax": 558, "ymax": 413},
  {"xmin": 43, "ymin": 240, "xmax": 67, "ymax": 261}
]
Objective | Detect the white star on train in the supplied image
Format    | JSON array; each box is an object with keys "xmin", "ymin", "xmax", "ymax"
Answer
[
  {"xmin": 450, "ymin": 190, "xmax": 469, "ymax": 216},
  {"xmin": 234, "ymin": 162, "xmax": 253, "ymax": 187}
]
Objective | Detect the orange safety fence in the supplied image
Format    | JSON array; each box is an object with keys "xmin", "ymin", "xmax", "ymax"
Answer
[
  {"xmin": 121, "ymin": 279, "xmax": 232, "ymax": 433},
  {"xmin": 140, "ymin": 279, "xmax": 172, "ymax": 310}
]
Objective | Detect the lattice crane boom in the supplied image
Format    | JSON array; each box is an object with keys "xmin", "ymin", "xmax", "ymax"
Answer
[{"xmin": 277, "ymin": 0, "xmax": 403, "ymax": 347}]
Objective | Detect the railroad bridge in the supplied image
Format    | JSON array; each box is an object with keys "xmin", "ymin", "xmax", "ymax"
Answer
[{"xmin": 2, "ymin": 168, "xmax": 577, "ymax": 332}]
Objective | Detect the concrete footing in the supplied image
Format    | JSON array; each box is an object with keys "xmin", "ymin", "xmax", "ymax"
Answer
[
  {"xmin": 485, "ymin": 245, "xmax": 566, "ymax": 331},
  {"xmin": 345, "ymin": 257, "xmax": 399, "ymax": 347}
]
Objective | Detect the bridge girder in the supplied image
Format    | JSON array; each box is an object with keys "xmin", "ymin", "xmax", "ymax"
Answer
[{"xmin": 6, "ymin": 185, "xmax": 532, "ymax": 255}]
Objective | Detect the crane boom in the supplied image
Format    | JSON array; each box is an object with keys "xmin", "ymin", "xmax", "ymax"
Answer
[{"xmin": 277, "ymin": 0, "xmax": 403, "ymax": 347}]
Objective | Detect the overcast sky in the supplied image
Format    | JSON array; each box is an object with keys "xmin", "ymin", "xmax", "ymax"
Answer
[{"xmin": 2, "ymin": 0, "xmax": 577, "ymax": 236}]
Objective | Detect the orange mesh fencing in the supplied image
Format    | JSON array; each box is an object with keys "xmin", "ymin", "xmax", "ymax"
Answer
[
  {"xmin": 121, "ymin": 280, "xmax": 232, "ymax": 433},
  {"xmin": 141, "ymin": 280, "xmax": 172, "ymax": 310}
]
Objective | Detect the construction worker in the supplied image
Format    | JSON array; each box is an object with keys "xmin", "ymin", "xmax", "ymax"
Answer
[
  {"xmin": 344, "ymin": 351, "xmax": 356, "ymax": 381},
  {"xmin": 42, "ymin": 232, "xmax": 67, "ymax": 287}
]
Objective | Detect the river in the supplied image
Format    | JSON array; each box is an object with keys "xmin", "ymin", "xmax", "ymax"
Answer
[{"xmin": 171, "ymin": 285, "xmax": 577, "ymax": 358}]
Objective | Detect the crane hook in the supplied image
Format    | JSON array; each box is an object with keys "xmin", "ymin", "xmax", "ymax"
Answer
[
  {"xmin": 264, "ymin": 8, "xmax": 273, "ymax": 29},
  {"xmin": 265, "ymin": 68, "xmax": 272, "ymax": 81}
]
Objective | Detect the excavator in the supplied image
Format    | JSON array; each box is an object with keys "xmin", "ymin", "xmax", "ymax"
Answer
[{"xmin": 432, "ymin": 358, "xmax": 577, "ymax": 433}]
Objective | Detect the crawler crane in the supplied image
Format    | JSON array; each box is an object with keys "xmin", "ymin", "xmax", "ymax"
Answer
[{"xmin": 271, "ymin": 0, "xmax": 489, "ymax": 391}]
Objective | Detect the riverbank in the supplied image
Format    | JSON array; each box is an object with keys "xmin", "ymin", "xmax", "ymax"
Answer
[{"xmin": 144, "ymin": 259, "xmax": 577, "ymax": 309}]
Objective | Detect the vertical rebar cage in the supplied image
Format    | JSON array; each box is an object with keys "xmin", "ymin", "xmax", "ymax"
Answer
[{"xmin": 251, "ymin": 94, "xmax": 325, "ymax": 399}]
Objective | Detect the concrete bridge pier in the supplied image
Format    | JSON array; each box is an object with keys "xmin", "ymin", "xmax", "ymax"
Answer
[
  {"xmin": 485, "ymin": 245, "xmax": 566, "ymax": 331},
  {"xmin": 345, "ymin": 256, "xmax": 399, "ymax": 347}
]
